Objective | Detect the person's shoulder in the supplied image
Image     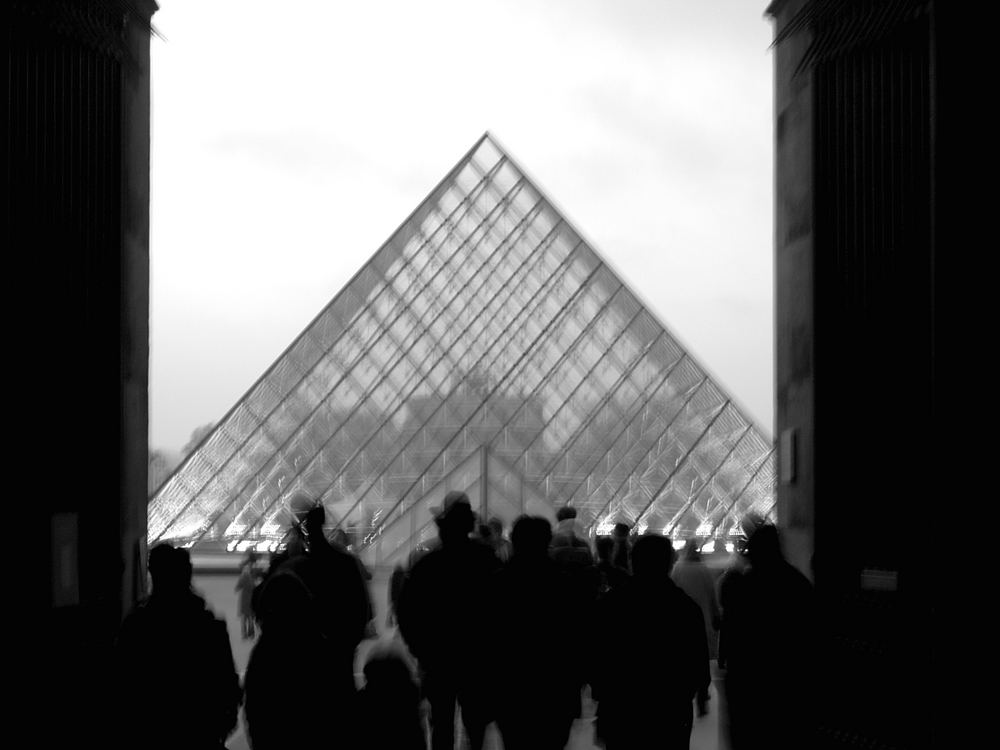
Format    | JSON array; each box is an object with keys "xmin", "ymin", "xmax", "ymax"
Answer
[{"xmin": 407, "ymin": 547, "xmax": 441, "ymax": 576}]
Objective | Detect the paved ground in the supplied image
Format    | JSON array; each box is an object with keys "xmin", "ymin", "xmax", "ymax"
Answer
[{"xmin": 193, "ymin": 568, "xmax": 723, "ymax": 750}]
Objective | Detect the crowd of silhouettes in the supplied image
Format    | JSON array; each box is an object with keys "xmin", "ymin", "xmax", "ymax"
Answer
[{"xmin": 116, "ymin": 492, "xmax": 815, "ymax": 750}]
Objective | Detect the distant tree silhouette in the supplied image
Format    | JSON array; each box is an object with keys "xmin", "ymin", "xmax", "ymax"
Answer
[{"xmin": 182, "ymin": 422, "xmax": 215, "ymax": 457}]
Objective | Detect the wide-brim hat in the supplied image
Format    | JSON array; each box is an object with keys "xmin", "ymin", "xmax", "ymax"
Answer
[{"xmin": 430, "ymin": 490, "xmax": 473, "ymax": 524}]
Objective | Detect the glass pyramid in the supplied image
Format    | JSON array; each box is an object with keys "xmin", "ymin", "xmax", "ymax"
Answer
[{"xmin": 148, "ymin": 133, "xmax": 776, "ymax": 563}]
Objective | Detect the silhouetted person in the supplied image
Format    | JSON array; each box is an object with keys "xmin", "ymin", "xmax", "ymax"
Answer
[
  {"xmin": 611, "ymin": 521, "xmax": 632, "ymax": 572},
  {"xmin": 243, "ymin": 562, "xmax": 331, "ymax": 750},
  {"xmin": 358, "ymin": 643, "xmax": 427, "ymax": 750},
  {"xmin": 250, "ymin": 541, "xmax": 304, "ymax": 627},
  {"xmin": 115, "ymin": 543, "xmax": 240, "ymax": 750},
  {"xmin": 299, "ymin": 504, "xmax": 374, "ymax": 700},
  {"xmin": 493, "ymin": 516, "xmax": 588, "ymax": 750},
  {"xmin": 715, "ymin": 534, "xmax": 750, "ymax": 672},
  {"xmin": 235, "ymin": 550, "xmax": 260, "ymax": 639},
  {"xmin": 672, "ymin": 539, "xmax": 721, "ymax": 715},
  {"xmin": 397, "ymin": 491, "xmax": 501, "ymax": 750},
  {"xmin": 721, "ymin": 523, "xmax": 816, "ymax": 750},
  {"xmin": 549, "ymin": 506, "xmax": 601, "ymax": 600},
  {"xmin": 551, "ymin": 505, "xmax": 594, "ymax": 565},
  {"xmin": 593, "ymin": 534, "xmax": 709, "ymax": 750},
  {"xmin": 487, "ymin": 516, "xmax": 512, "ymax": 562},
  {"xmin": 595, "ymin": 535, "xmax": 630, "ymax": 595}
]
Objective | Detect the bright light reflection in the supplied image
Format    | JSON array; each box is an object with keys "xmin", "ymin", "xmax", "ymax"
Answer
[
  {"xmin": 701, "ymin": 540, "xmax": 716, "ymax": 554},
  {"xmin": 672, "ymin": 539, "xmax": 687, "ymax": 551},
  {"xmin": 725, "ymin": 542, "xmax": 735, "ymax": 553}
]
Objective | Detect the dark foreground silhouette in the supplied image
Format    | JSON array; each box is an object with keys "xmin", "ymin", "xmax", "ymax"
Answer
[
  {"xmin": 119, "ymin": 500, "xmax": 816, "ymax": 750},
  {"xmin": 397, "ymin": 491, "xmax": 501, "ymax": 750},
  {"xmin": 115, "ymin": 544, "xmax": 240, "ymax": 750},
  {"xmin": 593, "ymin": 534, "xmax": 710, "ymax": 750}
]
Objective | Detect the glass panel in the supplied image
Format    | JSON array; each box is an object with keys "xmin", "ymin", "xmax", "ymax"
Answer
[{"xmin": 149, "ymin": 136, "xmax": 775, "ymax": 550}]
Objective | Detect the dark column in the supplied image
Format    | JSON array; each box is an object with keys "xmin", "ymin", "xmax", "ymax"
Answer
[
  {"xmin": 10, "ymin": 0, "xmax": 156, "ymax": 741},
  {"xmin": 768, "ymin": 1, "xmax": 938, "ymax": 748}
]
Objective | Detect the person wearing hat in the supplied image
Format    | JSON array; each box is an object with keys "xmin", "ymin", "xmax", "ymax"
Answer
[{"xmin": 396, "ymin": 491, "xmax": 502, "ymax": 750}]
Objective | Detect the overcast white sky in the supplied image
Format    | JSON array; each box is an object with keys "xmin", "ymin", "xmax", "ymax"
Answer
[{"xmin": 149, "ymin": 0, "xmax": 775, "ymax": 452}]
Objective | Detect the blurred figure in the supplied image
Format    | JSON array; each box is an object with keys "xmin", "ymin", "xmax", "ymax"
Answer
[
  {"xmin": 388, "ymin": 543, "xmax": 436, "ymax": 628},
  {"xmin": 235, "ymin": 550, "xmax": 260, "ymax": 639},
  {"xmin": 595, "ymin": 535, "xmax": 629, "ymax": 595},
  {"xmin": 672, "ymin": 539, "xmax": 721, "ymax": 715},
  {"xmin": 721, "ymin": 523, "xmax": 816, "ymax": 750},
  {"xmin": 299, "ymin": 504, "xmax": 374, "ymax": 699},
  {"xmin": 244, "ymin": 500, "xmax": 372, "ymax": 748},
  {"xmin": 358, "ymin": 643, "xmax": 427, "ymax": 750},
  {"xmin": 551, "ymin": 506, "xmax": 594, "ymax": 564},
  {"xmin": 115, "ymin": 543, "xmax": 241, "ymax": 750},
  {"xmin": 551, "ymin": 506, "xmax": 599, "ymax": 592},
  {"xmin": 493, "ymin": 516, "xmax": 588, "ymax": 750},
  {"xmin": 487, "ymin": 516, "xmax": 512, "ymax": 562},
  {"xmin": 611, "ymin": 522, "xmax": 632, "ymax": 572},
  {"xmin": 593, "ymin": 534, "xmax": 709, "ymax": 750},
  {"xmin": 397, "ymin": 491, "xmax": 501, "ymax": 750},
  {"xmin": 475, "ymin": 520, "xmax": 495, "ymax": 550},
  {"xmin": 716, "ymin": 516, "xmax": 760, "ymax": 673},
  {"xmin": 243, "ymin": 563, "xmax": 330, "ymax": 750}
]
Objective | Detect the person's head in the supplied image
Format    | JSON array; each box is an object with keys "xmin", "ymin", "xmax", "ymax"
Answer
[
  {"xmin": 683, "ymin": 538, "xmax": 701, "ymax": 562},
  {"xmin": 745, "ymin": 523, "xmax": 782, "ymax": 567},
  {"xmin": 630, "ymin": 534, "xmax": 676, "ymax": 580},
  {"xmin": 148, "ymin": 543, "xmax": 192, "ymax": 596},
  {"xmin": 555, "ymin": 506, "xmax": 577, "ymax": 523},
  {"xmin": 511, "ymin": 515, "xmax": 552, "ymax": 559},
  {"xmin": 595, "ymin": 535, "xmax": 615, "ymax": 562},
  {"xmin": 255, "ymin": 569, "xmax": 315, "ymax": 635},
  {"xmin": 433, "ymin": 491, "xmax": 475, "ymax": 544},
  {"xmin": 613, "ymin": 522, "xmax": 631, "ymax": 540},
  {"xmin": 487, "ymin": 517, "xmax": 504, "ymax": 538}
]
